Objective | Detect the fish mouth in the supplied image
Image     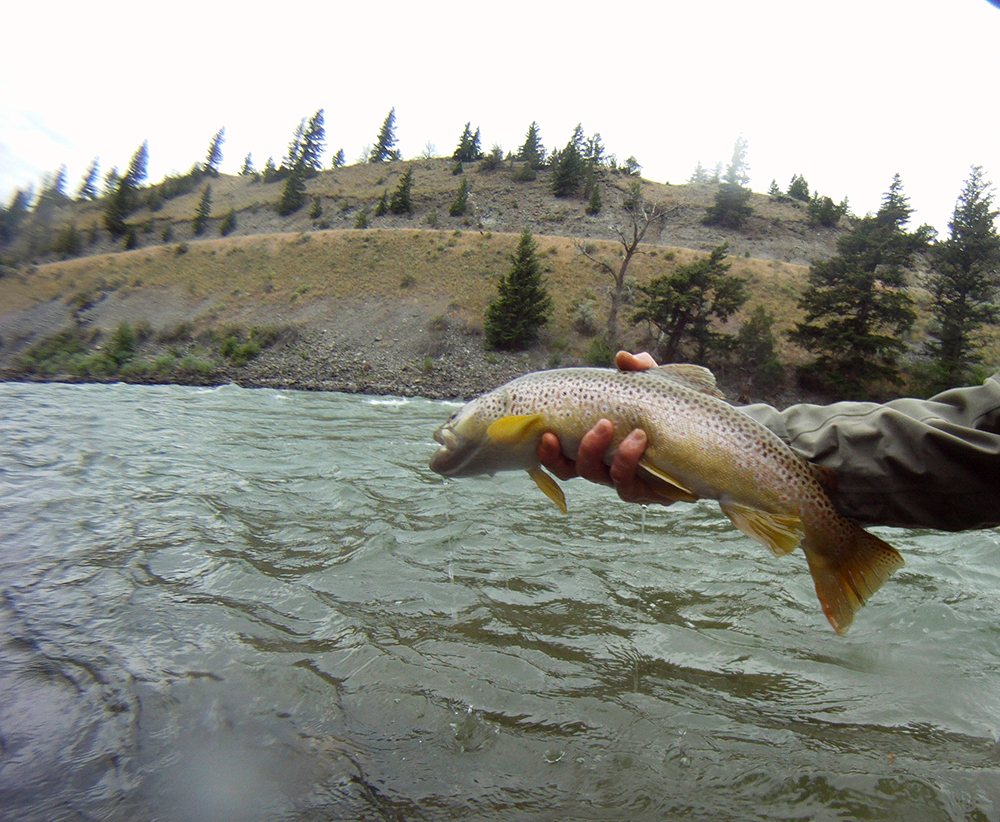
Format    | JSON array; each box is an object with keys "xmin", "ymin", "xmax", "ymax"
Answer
[{"xmin": 430, "ymin": 426, "xmax": 457, "ymax": 474}]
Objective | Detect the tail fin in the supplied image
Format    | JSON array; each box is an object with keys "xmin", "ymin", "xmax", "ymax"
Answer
[{"xmin": 801, "ymin": 519, "xmax": 904, "ymax": 635}]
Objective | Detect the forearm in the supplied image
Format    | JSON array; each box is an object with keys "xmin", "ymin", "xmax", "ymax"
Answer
[{"xmin": 742, "ymin": 373, "xmax": 1000, "ymax": 531}]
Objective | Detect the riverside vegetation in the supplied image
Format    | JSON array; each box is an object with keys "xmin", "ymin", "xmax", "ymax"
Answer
[{"xmin": 2, "ymin": 116, "xmax": 998, "ymax": 402}]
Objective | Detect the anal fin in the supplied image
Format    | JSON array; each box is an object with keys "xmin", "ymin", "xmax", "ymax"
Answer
[{"xmin": 528, "ymin": 466, "xmax": 567, "ymax": 514}]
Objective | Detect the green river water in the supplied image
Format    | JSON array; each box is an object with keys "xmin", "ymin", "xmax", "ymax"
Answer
[{"xmin": 1, "ymin": 382, "xmax": 998, "ymax": 821}]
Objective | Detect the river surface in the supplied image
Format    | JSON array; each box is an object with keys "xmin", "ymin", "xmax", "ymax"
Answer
[{"xmin": 1, "ymin": 382, "xmax": 999, "ymax": 821}]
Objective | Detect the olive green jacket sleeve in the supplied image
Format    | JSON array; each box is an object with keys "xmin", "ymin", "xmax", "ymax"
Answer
[{"xmin": 741, "ymin": 372, "xmax": 1000, "ymax": 531}]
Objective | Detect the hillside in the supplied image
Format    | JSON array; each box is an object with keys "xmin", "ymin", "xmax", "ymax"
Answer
[{"xmin": 1, "ymin": 157, "xmax": 971, "ymax": 402}]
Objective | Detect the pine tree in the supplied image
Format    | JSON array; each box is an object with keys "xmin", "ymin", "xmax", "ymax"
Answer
[
  {"xmin": 276, "ymin": 167, "xmax": 306, "ymax": 215},
  {"xmin": 585, "ymin": 184, "xmax": 602, "ymax": 215},
  {"xmin": 219, "ymin": 207, "xmax": 237, "ymax": 236},
  {"xmin": 388, "ymin": 167, "xmax": 414, "ymax": 214},
  {"xmin": 449, "ymin": 177, "xmax": 470, "ymax": 217},
  {"xmin": 735, "ymin": 306, "xmax": 785, "ymax": 393},
  {"xmin": 452, "ymin": 122, "xmax": 483, "ymax": 162},
  {"xmin": 632, "ymin": 243, "xmax": 748, "ymax": 363},
  {"xmin": 77, "ymin": 158, "xmax": 100, "ymax": 200},
  {"xmin": 283, "ymin": 118, "xmax": 306, "ymax": 172},
  {"xmin": 704, "ymin": 136, "xmax": 753, "ymax": 229},
  {"xmin": 370, "ymin": 107, "xmax": 401, "ymax": 163},
  {"xmin": 689, "ymin": 161, "xmax": 709, "ymax": 184},
  {"xmin": 484, "ymin": 230, "xmax": 553, "ymax": 350},
  {"xmin": 240, "ymin": 152, "xmax": 255, "ymax": 176},
  {"xmin": 551, "ymin": 127, "xmax": 586, "ymax": 198},
  {"xmin": 789, "ymin": 174, "xmax": 931, "ymax": 395},
  {"xmin": 192, "ymin": 183, "xmax": 212, "ymax": 235},
  {"xmin": 125, "ymin": 140, "xmax": 149, "ymax": 188},
  {"xmin": 300, "ymin": 109, "xmax": 326, "ymax": 174},
  {"xmin": 925, "ymin": 165, "xmax": 1000, "ymax": 389},
  {"xmin": 787, "ymin": 174, "xmax": 810, "ymax": 202},
  {"xmin": 0, "ymin": 188, "xmax": 32, "ymax": 245},
  {"xmin": 767, "ymin": 179, "xmax": 781, "ymax": 196},
  {"xmin": 205, "ymin": 127, "xmax": 225, "ymax": 175},
  {"xmin": 331, "ymin": 148, "xmax": 345, "ymax": 168},
  {"xmin": 517, "ymin": 121, "xmax": 545, "ymax": 169}
]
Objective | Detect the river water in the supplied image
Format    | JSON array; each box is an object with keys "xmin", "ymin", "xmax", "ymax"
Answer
[{"xmin": 1, "ymin": 382, "xmax": 999, "ymax": 821}]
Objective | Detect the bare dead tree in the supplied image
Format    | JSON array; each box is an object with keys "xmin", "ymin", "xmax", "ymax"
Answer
[{"xmin": 576, "ymin": 185, "xmax": 674, "ymax": 350}]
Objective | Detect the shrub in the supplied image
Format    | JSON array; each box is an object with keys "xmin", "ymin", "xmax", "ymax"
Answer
[
  {"xmin": 219, "ymin": 208, "xmax": 237, "ymax": 236},
  {"xmin": 584, "ymin": 337, "xmax": 614, "ymax": 366},
  {"xmin": 511, "ymin": 163, "xmax": 536, "ymax": 182}
]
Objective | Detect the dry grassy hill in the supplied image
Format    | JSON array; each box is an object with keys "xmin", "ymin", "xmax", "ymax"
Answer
[{"xmin": 4, "ymin": 158, "xmax": 981, "ymax": 400}]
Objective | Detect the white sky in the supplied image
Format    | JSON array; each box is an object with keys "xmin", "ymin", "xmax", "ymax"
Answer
[{"xmin": 2, "ymin": 0, "xmax": 999, "ymax": 234}]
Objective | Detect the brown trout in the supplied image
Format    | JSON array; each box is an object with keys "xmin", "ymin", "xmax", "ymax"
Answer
[{"xmin": 429, "ymin": 364, "xmax": 904, "ymax": 634}]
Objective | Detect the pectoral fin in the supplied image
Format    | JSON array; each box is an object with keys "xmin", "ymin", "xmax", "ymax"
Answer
[
  {"xmin": 636, "ymin": 460, "xmax": 700, "ymax": 503},
  {"xmin": 528, "ymin": 466, "xmax": 567, "ymax": 514},
  {"xmin": 488, "ymin": 414, "xmax": 547, "ymax": 444},
  {"xmin": 720, "ymin": 501, "xmax": 804, "ymax": 557}
]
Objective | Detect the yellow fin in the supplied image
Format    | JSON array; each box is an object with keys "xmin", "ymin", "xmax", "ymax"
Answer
[
  {"xmin": 801, "ymin": 523, "xmax": 905, "ymax": 635},
  {"xmin": 646, "ymin": 364, "xmax": 726, "ymax": 399},
  {"xmin": 636, "ymin": 460, "xmax": 699, "ymax": 503},
  {"xmin": 720, "ymin": 500, "xmax": 804, "ymax": 557},
  {"xmin": 487, "ymin": 414, "xmax": 546, "ymax": 445},
  {"xmin": 528, "ymin": 466, "xmax": 567, "ymax": 514}
]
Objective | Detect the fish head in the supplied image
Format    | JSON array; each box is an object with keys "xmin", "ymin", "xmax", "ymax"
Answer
[{"xmin": 430, "ymin": 387, "xmax": 540, "ymax": 477}]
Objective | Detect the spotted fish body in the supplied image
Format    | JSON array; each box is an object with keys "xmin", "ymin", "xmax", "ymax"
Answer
[{"xmin": 430, "ymin": 365, "xmax": 904, "ymax": 634}]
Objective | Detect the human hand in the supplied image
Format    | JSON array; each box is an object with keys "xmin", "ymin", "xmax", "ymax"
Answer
[{"xmin": 537, "ymin": 351, "xmax": 676, "ymax": 505}]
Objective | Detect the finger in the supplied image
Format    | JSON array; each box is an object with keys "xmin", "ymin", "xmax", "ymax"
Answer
[
  {"xmin": 575, "ymin": 419, "xmax": 615, "ymax": 486},
  {"xmin": 538, "ymin": 432, "xmax": 579, "ymax": 482},
  {"xmin": 609, "ymin": 429, "xmax": 676, "ymax": 507},
  {"xmin": 615, "ymin": 351, "xmax": 658, "ymax": 372}
]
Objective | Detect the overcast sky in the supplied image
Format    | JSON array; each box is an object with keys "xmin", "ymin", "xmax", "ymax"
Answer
[{"xmin": 2, "ymin": 0, "xmax": 998, "ymax": 234}]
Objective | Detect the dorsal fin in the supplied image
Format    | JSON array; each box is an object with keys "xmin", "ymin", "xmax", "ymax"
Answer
[{"xmin": 645, "ymin": 364, "xmax": 725, "ymax": 399}]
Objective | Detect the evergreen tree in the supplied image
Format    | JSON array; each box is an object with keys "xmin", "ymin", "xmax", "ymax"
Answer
[
  {"xmin": 374, "ymin": 190, "xmax": 389, "ymax": 217},
  {"xmin": 585, "ymin": 184, "xmax": 602, "ymax": 215},
  {"xmin": 331, "ymin": 148, "xmax": 345, "ymax": 168},
  {"xmin": 517, "ymin": 121, "xmax": 545, "ymax": 169},
  {"xmin": 240, "ymin": 152, "xmax": 255, "ymax": 176},
  {"xmin": 300, "ymin": 109, "xmax": 326, "ymax": 174},
  {"xmin": 103, "ymin": 166, "xmax": 121, "ymax": 197},
  {"xmin": 787, "ymin": 174, "xmax": 810, "ymax": 201},
  {"xmin": 192, "ymin": 183, "xmax": 212, "ymax": 235},
  {"xmin": 262, "ymin": 157, "xmax": 279, "ymax": 183},
  {"xmin": 388, "ymin": 167, "xmax": 414, "ymax": 214},
  {"xmin": 0, "ymin": 188, "xmax": 31, "ymax": 245},
  {"xmin": 219, "ymin": 207, "xmax": 237, "ymax": 236},
  {"xmin": 767, "ymin": 179, "xmax": 781, "ymax": 196},
  {"xmin": 689, "ymin": 161, "xmax": 709, "ymax": 184},
  {"xmin": 807, "ymin": 194, "xmax": 844, "ymax": 227},
  {"xmin": 449, "ymin": 176, "xmax": 470, "ymax": 217},
  {"xmin": 77, "ymin": 158, "xmax": 100, "ymax": 200},
  {"xmin": 310, "ymin": 195, "xmax": 323, "ymax": 220},
  {"xmin": 205, "ymin": 127, "xmax": 225, "ymax": 175},
  {"xmin": 551, "ymin": 125, "xmax": 586, "ymax": 197},
  {"xmin": 484, "ymin": 230, "xmax": 553, "ymax": 350},
  {"xmin": 283, "ymin": 118, "xmax": 306, "ymax": 172},
  {"xmin": 735, "ymin": 306, "xmax": 785, "ymax": 393},
  {"xmin": 453, "ymin": 122, "xmax": 483, "ymax": 162},
  {"xmin": 125, "ymin": 139, "xmax": 149, "ymax": 188},
  {"xmin": 370, "ymin": 107, "xmax": 401, "ymax": 163},
  {"xmin": 789, "ymin": 174, "xmax": 931, "ymax": 395},
  {"xmin": 704, "ymin": 136, "xmax": 753, "ymax": 229},
  {"xmin": 276, "ymin": 166, "xmax": 306, "ymax": 215},
  {"xmin": 632, "ymin": 243, "xmax": 748, "ymax": 363},
  {"xmin": 925, "ymin": 165, "xmax": 1000, "ymax": 389}
]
